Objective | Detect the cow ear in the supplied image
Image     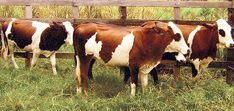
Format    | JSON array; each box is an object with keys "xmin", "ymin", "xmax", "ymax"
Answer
[{"xmin": 202, "ymin": 23, "xmax": 216, "ymax": 29}]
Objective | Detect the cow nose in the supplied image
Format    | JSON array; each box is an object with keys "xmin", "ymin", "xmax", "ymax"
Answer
[{"xmin": 230, "ymin": 43, "xmax": 234, "ymax": 48}]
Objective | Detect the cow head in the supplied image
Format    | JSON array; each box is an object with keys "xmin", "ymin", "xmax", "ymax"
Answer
[
  {"xmin": 216, "ymin": 19, "xmax": 234, "ymax": 48},
  {"xmin": 166, "ymin": 22, "xmax": 190, "ymax": 55},
  {"xmin": 62, "ymin": 21, "xmax": 74, "ymax": 45}
]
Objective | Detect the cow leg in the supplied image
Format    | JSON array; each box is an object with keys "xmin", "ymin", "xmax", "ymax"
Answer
[
  {"xmin": 139, "ymin": 71, "xmax": 148, "ymax": 87},
  {"xmin": 75, "ymin": 55, "xmax": 92, "ymax": 96},
  {"xmin": 8, "ymin": 41, "xmax": 18, "ymax": 69},
  {"xmin": 149, "ymin": 68, "xmax": 160, "ymax": 85},
  {"xmin": 122, "ymin": 66, "xmax": 130, "ymax": 84},
  {"xmin": 2, "ymin": 46, "xmax": 8, "ymax": 61},
  {"xmin": 10, "ymin": 52, "xmax": 18, "ymax": 69},
  {"xmin": 129, "ymin": 65, "xmax": 139, "ymax": 96},
  {"xmin": 30, "ymin": 50, "xmax": 40, "ymax": 70},
  {"xmin": 191, "ymin": 59, "xmax": 200, "ymax": 77},
  {"xmin": 75, "ymin": 55, "xmax": 82, "ymax": 94},
  {"xmin": 88, "ymin": 59, "xmax": 95, "ymax": 80},
  {"xmin": 50, "ymin": 52, "xmax": 57, "ymax": 75},
  {"xmin": 2, "ymin": 47, "xmax": 9, "ymax": 68}
]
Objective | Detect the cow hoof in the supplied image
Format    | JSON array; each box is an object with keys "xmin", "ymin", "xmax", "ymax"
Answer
[
  {"xmin": 76, "ymin": 87, "xmax": 82, "ymax": 94},
  {"xmin": 52, "ymin": 71, "xmax": 58, "ymax": 75}
]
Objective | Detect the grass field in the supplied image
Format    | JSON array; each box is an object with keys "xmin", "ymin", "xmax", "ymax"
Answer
[{"xmin": 0, "ymin": 54, "xmax": 234, "ymax": 111}]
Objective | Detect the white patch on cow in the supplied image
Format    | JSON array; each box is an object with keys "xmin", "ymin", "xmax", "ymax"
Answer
[
  {"xmin": 191, "ymin": 59, "xmax": 200, "ymax": 73},
  {"xmin": 167, "ymin": 22, "xmax": 189, "ymax": 55},
  {"xmin": 63, "ymin": 21, "xmax": 74, "ymax": 45},
  {"xmin": 140, "ymin": 61, "xmax": 160, "ymax": 74},
  {"xmin": 199, "ymin": 57, "xmax": 213, "ymax": 69},
  {"xmin": 190, "ymin": 57, "xmax": 213, "ymax": 76},
  {"xmin": 130, "ymin": 83, "xmax": 136, "ymax": 96},
  {"xmin": 187, "ymin": 26, "xmax": 202, "ymax": 56},
  {"xmin": 139, "ymin": 61, "xmax": 160, "ymax": 86},
  {"xmin": 85, "ymin": 32, "xmax": 102, "ymax": 59},
  {"xmin": 75, "ymin": 55, "xmax": 82, "ymax": 94},
  {"xmin": 106, "ymin": 32, "xmax": 135, "ymax": 66},
  {"xmin": 5, "ymin": 18, "xmax": 16, "ymax": 38},
  {"xmin": 175, "ymin": 53, "xmax": 186, "ymax": 62},
  {"xmin": 216, "ymin": 19, "xmax": 234, "ymax": 48},
  {"xmin": 23, "ymin": 21, "xmax": 50, "ymax": 51}
]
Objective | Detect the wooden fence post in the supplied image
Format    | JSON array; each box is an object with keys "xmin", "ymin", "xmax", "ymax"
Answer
[
  {"xmin": 174, "ymin": 0, "xmax": 181, "ymax": 20},
  {"xmin": 119, "ymin": 6, "xmax": 126, "ymax": 74},
  {"xmin": 24, "ymin": 5, "xmax": 32, "ymax": 67},
  {"xmin": 25, "ymin": 5, "xmax": 32, "ymax": 19},
  {"xmin": 119, "ymin": 6, "xmax": 127, "ymax": 25},
  {"xmin": 72, "ymin": 4, "xmax": 78, "ymax": 23}
]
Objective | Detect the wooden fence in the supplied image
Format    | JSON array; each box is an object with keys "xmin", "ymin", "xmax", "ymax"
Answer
[{"xmin": 0, "ymin": 0, "xmax": 234, "ymax": 84}]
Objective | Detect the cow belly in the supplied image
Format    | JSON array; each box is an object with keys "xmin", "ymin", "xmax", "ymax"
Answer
[
  {"xmin": 106, "ymin": 33, "xmax": 134, "ymax": 66},
  {"xmin": 190, "ymin": 57, "xmax": 213, "ymax": 77},
  {"xmin": 139, "ymin": 61, "xmax": 160, "ymax": 86},
  {"xmin": 199, "ymin": 57, "xmax": 213, "ymax": 69}
]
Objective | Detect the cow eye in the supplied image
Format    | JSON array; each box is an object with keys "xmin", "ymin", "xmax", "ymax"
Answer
[
  {"xmin": 174, "ymin": 33, "xmax": 181, "ymax": 41},
  {"xmin": 219, "ymin": 29, "xmax": 225, "ymax": 37}
]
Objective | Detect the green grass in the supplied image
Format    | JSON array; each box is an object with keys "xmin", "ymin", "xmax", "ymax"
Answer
[{"xmin": 0, "ymin": 56, "xmax": 234, "ymax": 111}]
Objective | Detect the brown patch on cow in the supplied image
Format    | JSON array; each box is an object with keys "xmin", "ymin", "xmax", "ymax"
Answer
[
  {"xmin": 189, "ymin": 25, "xmax": 219, "ymax": 60},
  {"xmin": 10, "ymin": 20, "xmax": 36, "ymax": 49},
  {"xmin": 177, "ymin": 24, "xmax": 199, "ymax": 46},
  {"xmin": 39, "ymin": 22, "xmax": 68, "ymax": 51}
]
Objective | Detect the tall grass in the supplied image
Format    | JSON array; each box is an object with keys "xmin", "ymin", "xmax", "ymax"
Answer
[{"xmin": 0, "ymin": 5, "xmax": 228, "ymax": 20}]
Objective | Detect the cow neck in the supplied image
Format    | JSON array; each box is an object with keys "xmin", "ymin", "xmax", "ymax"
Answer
[
  {"xmin": 190, "ymin": 26, "xmax": 218, "ymax": 60},
  {"xmin": 39, "ymin": 27, "xmax": 66, "ymax": 51},
  {"xmin": 140, "ymin": 27, "xmax": 173, "ymax": 63}
]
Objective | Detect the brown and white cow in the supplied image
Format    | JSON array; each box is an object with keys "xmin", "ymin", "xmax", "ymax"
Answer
[
  {"xmin": 131, "ymin": 19, "xmax": 234, "ymax": 84},
  {"xmin": 73, "ymin": 21, "xmax": 189, "ymax": 96},
  {"xmin": 1, "ymin": 19, "xmax": 74, "ymax": 75},
  {"xmin": 177, "ymin": 19, "xmax": 234, "ymax": 77}
]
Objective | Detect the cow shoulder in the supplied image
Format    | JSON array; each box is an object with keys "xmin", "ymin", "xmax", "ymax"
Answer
[{"xmin": 39, "ymin": 22, "xmax": 67, "ymax": 51}]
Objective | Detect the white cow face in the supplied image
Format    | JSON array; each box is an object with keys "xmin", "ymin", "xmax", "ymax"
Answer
[
  {"xmin": 62, "ymin": 21, "xmax": 74, "ymax": 45},
  {"xmin": 166, "ymin": 22, "xmax": 190, "ymax": 55},
  {"xmin": 216, "ymin": 19, "xmax": 234, "ymax": 48}
]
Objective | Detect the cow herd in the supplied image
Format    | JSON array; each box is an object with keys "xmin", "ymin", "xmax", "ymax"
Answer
[{"xmin": 0, "ymin": 18, "xmax": 233, "ymax": 96}]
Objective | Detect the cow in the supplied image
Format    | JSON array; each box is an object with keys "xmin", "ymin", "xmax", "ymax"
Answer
[
  {"xmin": 178, "ymin": 19, "xmax": 234, "ymax": 77},
  {"xmin": 124, "ymin": 19, "xmax": 234, "ymax": 84},
  {"xmin": 1, "ymin": 19, "xmax": 74, "ymax": 75},
  {"xmin": 73, "ymin": 21, "xmax": 190, "ymax": 96}
]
